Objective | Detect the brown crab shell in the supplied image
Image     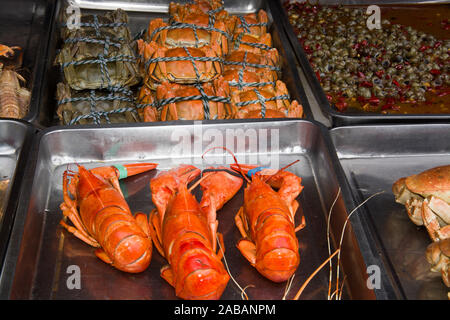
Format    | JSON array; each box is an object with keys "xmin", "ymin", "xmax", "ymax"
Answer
[{"xmin": 404, "ymin": 165, "xmax": 450, "ymax": 203}]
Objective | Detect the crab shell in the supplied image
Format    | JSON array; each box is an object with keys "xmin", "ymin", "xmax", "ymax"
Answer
[
  {"xmin": 231, "ymin": 80, "xmax": 302, "ymax": 119},
  {"xmin": 147, "ymin": 18, "xmax": 228, "ymax": 56},
  {"xmin": 231, "ymin": 33, "xmax": 273, "ymax": 55},
  {"xmin": 156, "ymin": 78, "xmax": 232, "ymax": 121},
  {"xmin": 169, "ymin": 1, "xmax": 235, "ymax": 30},
  {"xmin": 426, "ymin": 238, "xmax": 450, "ymax": 288},
  {"xmin": 138, "ymin": 41, "xmax": 222, "ymax": 89},
  {"xmin": 393, "ymin": 165, "xmax": 450, "ymax": 241},
  {"xmin": 222, "ymin": 68, "xmax": 276, "ymax": 94},
  {"xmin": 232, "ymin": 10, "xmax": 268, "ymax": 39},
  {"xmin": 224, "ymin": 49, "xmax": 280, "ymax": 81}
]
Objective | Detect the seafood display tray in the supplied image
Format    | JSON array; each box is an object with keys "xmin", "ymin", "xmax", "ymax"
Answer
[
  {"xmin": 277, "ymin": 0, "xmax": 450, "ymax": 127},
  {"xmin": 0, "ymin": 0, "xmax": 55, "ymax": 127},
  {"xmin": 331, "ymin": 123, "xmax": 450, "ymax": 300},
  {"xmin": 0, "ymin": 120, "xmax": 384, "ymax": 299},
  {"xmin": 37, "ymin": 0, "xmax": 313, "ymax": 127},
  {"xmin": 0, "ymin": 120, "xmax": 35, "ymax": 279}
]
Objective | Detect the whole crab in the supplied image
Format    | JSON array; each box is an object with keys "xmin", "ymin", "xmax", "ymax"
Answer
[
  {"xmin": 147, "ymin": 18, "xmax": 228, "ymax": 56},
  {"xmin": 139, "ymin": 79, "xmax": 232, "ymax": 121},
  {"xmin": 137, "ymin": 40, "xmax": 222, "ymax": 89},
  {"xmin": 230, "ymin": 80, "xmax": 303, "ymax": 119},
  {"xmin": 393, "ymin": 165, "xmax": 450, "ymax": 242}
]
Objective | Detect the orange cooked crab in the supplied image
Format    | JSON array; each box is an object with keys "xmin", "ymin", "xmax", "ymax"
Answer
[
  {"xmin": 137, "ymin": 40, "xmax": 222, "ymax": 89},
  {"xmin": 393, "ymin": 165, "xmax": 450, "ymax": 242},
  {"xmin": 170, "ymin": 1, "xmax": 236, "ymax": 35},
  {"xmin": 222, "ymin": 68, "xmax": 276, "ymax": 94},
  {"xmin": 224, "ymin": 49, "xmax": 280, "ymax": 81},
  {"xmin": 426, "ymin": 238, "xmax": 450, "ymax": 292},
  {"xmin": 230, "ymin": 33, "xmax": 273, "ymax": 55},
  {"xmin": 233, "ymin": 10, "xmax": 269, "ymax": 39},
  {"xmin": 140, "ymin": 78, "xmax": 232, "ymax": 121},
  {"xmin": 147, "ymin": 18, "xmax": 228, "ymax": 56},
  {"xmin": 230, "ymin": 80, "xmax": 303, "ymax": 119},
  {"xmin": 137, "ymin": 85, "xmax": 158, "ymax": 122}
]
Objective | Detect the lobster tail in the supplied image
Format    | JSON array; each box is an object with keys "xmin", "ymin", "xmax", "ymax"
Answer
[
  {"xmin": 172, "ymin": 236, "xmax": 229, "ymax": 300},
  {"xmin": 255, "ymin": 214, "xmax": 300, "ymax": 282}
]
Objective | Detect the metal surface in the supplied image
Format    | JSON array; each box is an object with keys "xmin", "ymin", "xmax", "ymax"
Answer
[
  {"xmin": 0, "ymin": 0, "xmax": 55, "ymax": 127},
  {"xmin": 2, "ymin": 119, "xmax": 378, "ymax": 300},
  {"xmin": 0, "ymin": 119, "xmax": 35, "ymax": 281},
  {"xmin": 277, "ymin": 0, "xmax": 450, "ymax": 127},
  {"xmin": 38, "ymin": 0, "xmax": 313, "ymax": 127},
  {"xmin": 331, "ymin": 124, "xmax": 450, "ymax": 300}
]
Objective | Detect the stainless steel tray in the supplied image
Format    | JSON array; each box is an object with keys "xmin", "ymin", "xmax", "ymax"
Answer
[
  {"xmin": 0, "ymin": 119, "xmax": 35, "ymax": 278},
  {"xmin": 331, "ymin": 123, "xmax": 450, "ymax": 300},
  {"xmin": 277, "ymin": 0, "xmax": 450, "ymax": 127},
  {"xmin": 0, "ymin": 0, "xmax": 55, "ymax": 127},
  {"xmin": 37, "ymin": 0, "xmax": 313, "ymax": 127},
  {"xmin": 1, "ymin": 119, "xmax": 381, "ymax": 299}
]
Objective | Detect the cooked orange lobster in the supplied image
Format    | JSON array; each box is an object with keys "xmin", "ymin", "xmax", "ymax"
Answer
[
  {"xmin": 60, "ymin": 163, "xmax": 157, "ymax": 273},
  {"xmin": 148, "ymin": 165, "xmax": 243, "ymax": 299},
  {"xmin": 230, "ymin": 162, "xmax": 305, "ymax": 282}
]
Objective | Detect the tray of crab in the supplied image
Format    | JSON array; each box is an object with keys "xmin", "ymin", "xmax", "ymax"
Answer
[
  {"xmin": 43, "ymin": 0, "xmax": 311, "ymax": 126},
  {"xmin": 4, "ymin": 119, "xmax": 384, "ymax": 300}
]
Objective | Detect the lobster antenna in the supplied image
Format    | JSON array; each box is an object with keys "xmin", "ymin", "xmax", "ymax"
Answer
[
  {"xmin": 326, "ymin": 187, "xmax": 341, "ymax": 300},
  {"xmin": 216, "ymin": 234, "xmax": 251, "ymax": 300},
  {"xmin": 262, "ymin": 159, "xmax": 300, "ymax": 183},
  {"xmin": 202, "ymin": 146, "xmax": 251, "ymax": 183},
  {"xmin": 334, "ymin": 191, "xmax": 384, "ymax": 299},
  {"xmin": 293, "ymin": 248, "xmax": 340, "ymax": 300},
  {"xmin": 188, "ymin": 174, "xmax": 209, "ymax": 192},
  {"xmin": 282, "ymin": 274, "xmax": 295, "ymax": 300}
]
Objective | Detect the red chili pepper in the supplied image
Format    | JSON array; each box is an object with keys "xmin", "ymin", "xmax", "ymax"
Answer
[
  {"xmin": 381, "ymin": 103, "xmax": 393, "ymax": 111},
  {"xmin": 419, "ymin": 45, "xmax": 430, "ymax": 52},
  {"xmin": 434, "ymin": 41, "xmax": 442, "ymax": 49},
  {"xmin": 385, "ymin": 75, "xmax": 391, "ymax": 80},
  {"xmin": 391, "ymin": 105, "xmax": 401, "ymax": 111},
  {"xmin": 360, "ymin": 81, "xmax": 373, "ymax": 88},
  {"xmin": 438, "ymin": 91, "xmax": 449, "ymax": 97},
  {"xmin": 357, "ymin": 71, "xmax": 366, "ymax": 79},
  {"xmin": 392, "ymin": 80, "xmax": 400, "ymax": 87},
  {"xmin": 375, "ymin": 70, "xmax": 384, "ymax": 78},
  {"xmin": 315, "ymin": 71, "xmax": 321, "ymax": 81},
  {"xmin": 361, "ymin": 40, "xmax": 368, "ymax": 46},
  {"xmin": 395, "ymin": 64, "xmax": 403, "ymax": 70},
  {"xmin": 326, "ymin": 94, "xmax": 333, "ymax": 102},
  {"xmin": 357, "ymin": 96, "xmax": 367, "ymax": 103},
  {"xmin": 430, "ymin": 69, "xmax": 441, "ymax": 75},
  {"xmin": 369, "ymin": 97, "xmax": 380, "ymax": 105},
  {"xmin": 335, "ymin": 102, "xmax": 347, "ymax": 112}
]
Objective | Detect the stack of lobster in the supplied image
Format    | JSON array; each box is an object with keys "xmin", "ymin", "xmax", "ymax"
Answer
[
  {"xmin": 136, "ymin": 0, "xmax": 303, "ymax": 121},
  {"xmin": 59, "ymin": 154, "xmax": 306, "ymax": 299},
  {"xmin": 0, "ymin": 44, "xmax": 31, "ymax": 119}
]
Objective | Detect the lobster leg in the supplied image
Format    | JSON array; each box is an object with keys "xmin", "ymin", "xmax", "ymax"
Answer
[
  {"xmin": 235, "ymin": 207, "xmax": 257, "ymax": 266},
  {"xmin": 161, "ymin": 264, "xmax": 175, "ymax": 287},
  {"xmin": 60, "ymin": 171, "xmax": 100, "ymax": 247},
  {"xmin": 148, "ymin": 209, "xmax": 165, "ymax": 258}
]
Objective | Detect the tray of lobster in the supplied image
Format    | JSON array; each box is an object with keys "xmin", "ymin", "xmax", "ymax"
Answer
[
  {"xmin": 0, "ymin": 0, "xmax": 54, "ymax": 125},
  {"xmin": 37, "ymin": 0, "xmax": 312, "ymax": 127},
  {"xmin": 0, "ymin": 119, "xmax": 385, "ymax": 300}
]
